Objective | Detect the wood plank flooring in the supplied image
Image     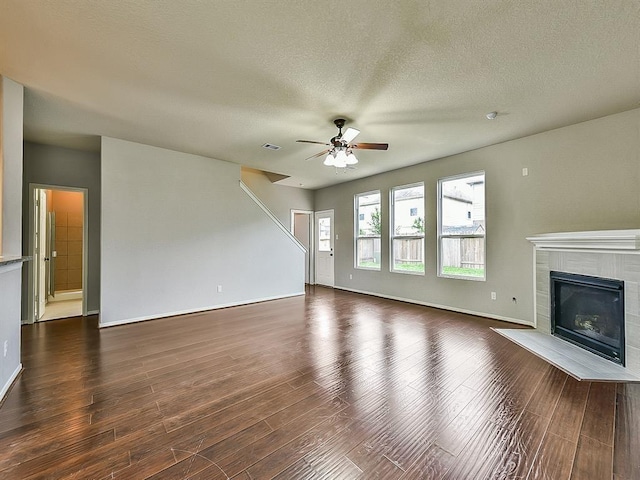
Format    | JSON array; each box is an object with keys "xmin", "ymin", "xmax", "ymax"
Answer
[{"xmin": 1, "ymin": 286, "xmax": 638, "ymax": 479}]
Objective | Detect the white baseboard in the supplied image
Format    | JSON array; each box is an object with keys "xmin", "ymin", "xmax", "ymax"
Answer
[
  {"xmin": 334, "ymin": 286, "xmax": 534, "ymax": 327},
  {"xmin": 86, "ymin": 310, "xmax": 99, "ymax": 316},
  {"xmin": 50, "ymin": 290, "xmax": 83, "ymax": 302},
  {"xmin": 0, "ymin": 364, "xmax": 23, "ymax": 404},
  {"xmin": 99, "ymin": 291, "xmax": 306, "ymax": 328}
]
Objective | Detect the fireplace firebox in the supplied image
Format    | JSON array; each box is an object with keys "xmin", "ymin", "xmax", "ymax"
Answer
[{"xmin": 550, "ymin": 271, "xmax": 625, "ymax": 365}]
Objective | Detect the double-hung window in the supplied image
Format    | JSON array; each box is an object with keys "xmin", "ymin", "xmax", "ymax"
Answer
[
  {"xmin": 438, "ymin": 172, "xmax": 486, "ymax": 280},
  {"xmin": 355, "ymin": 191, "xmax": 381, "ymax": 270},
  {"xmin": 391, "ymin": 183, "xmax": 424, "ymax": 274}
]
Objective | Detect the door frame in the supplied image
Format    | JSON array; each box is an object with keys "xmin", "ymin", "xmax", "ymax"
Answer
[
  {"xmin": 27, "ymin": 184, "xmax": 89, "ymax": 323},
  {"xmin": 290, "ymin": 209, "xmax": 314, "ymax": 285},
  {"xmin": 314, "ymin": 209, "xmax": 335, "ymax": 287}
]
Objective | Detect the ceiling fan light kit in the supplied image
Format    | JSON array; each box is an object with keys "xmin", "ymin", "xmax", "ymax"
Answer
[
  {"xmin": 297, "ymin": 118, "xmax": 388, "ymax": 168},
  {"xmin": 324, "ymin": 148, "xmax": 358, "ymax": 168}
]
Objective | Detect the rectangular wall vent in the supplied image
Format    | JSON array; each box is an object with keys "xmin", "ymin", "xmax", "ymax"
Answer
[{"xmin": 262, "ymin": 143, "xmax": 281, "ymax": 150}]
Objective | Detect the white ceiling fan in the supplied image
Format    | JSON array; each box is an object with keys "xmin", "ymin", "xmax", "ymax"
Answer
[{"xmin": 296, "ymin": 118, "xmax": 389, "ymax": 168}]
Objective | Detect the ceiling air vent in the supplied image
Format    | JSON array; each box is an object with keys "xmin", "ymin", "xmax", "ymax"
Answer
[{"xmin": 262, "ymin": 143, "xmax": 281, "ymax": 151}]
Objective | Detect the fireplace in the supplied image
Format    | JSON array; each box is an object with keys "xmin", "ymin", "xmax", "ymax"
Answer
[{"xmin": 550, "ymin": 271, "xmax": 625, "ymax": 365}]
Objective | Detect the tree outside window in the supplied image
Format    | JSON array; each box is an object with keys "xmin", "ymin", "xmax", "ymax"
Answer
[
  {"xmin": 355, "ymin": 192, "xmax": 381, "ymax": 269},
  {"xmin": 438, "ymin": 172, "xmax": 485, "ymax": 280},
  {"xmin": 391, "ymin": 184, "xmax": 424, "ymax": 274}
]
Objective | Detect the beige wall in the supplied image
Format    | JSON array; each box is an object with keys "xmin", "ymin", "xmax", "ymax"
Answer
[
  {"xmin": 50, "ymin": 190, "xmax": 83, "ymax": 292},
  {"xmin": 314, "ymin": 108, "xmax": 640, "ymax": 324},
  {"xmin": 240, "ymin": 167, "xmax": 314, "ymax": 227}
]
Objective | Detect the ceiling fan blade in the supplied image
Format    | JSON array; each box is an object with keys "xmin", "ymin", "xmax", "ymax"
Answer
[
  {"xmin": 351, "ymin": 142, "xmax": 389, "ymax": 150},
  {"xmin": 341, "ymin": 127, "xmax": 360, "ymax": 143},
  {"xmin": 296, "ymin": 140, "xmax": 330, "ymax": 146},
  {"xmin": 305, "ymin": 149, "xmax": 330, "ymax": 160}
]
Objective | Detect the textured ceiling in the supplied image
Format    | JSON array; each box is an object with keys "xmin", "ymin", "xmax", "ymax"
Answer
[{"xmin": 1, "ymin": 1, "xmax": 639, "ymax": 189}]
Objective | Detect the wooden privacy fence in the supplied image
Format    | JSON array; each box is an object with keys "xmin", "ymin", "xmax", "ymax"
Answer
[
  {"xmin": 357, "ymin": 237, "xmax": 381, "ymax": 263},
  {"xmin": 359, "ymin": 237, "xmax": 483, "ymax": 269},
  {"xmin": 441, "ymin": 237, "xmax": 484, "ymax": 268},
  {"xmin": 393, "ymin": 238, "xmax": 423, "ymax": 263}
]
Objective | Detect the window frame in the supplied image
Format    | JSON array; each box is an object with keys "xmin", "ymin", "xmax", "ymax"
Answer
[
  {"xmin": 437, "ymin": 171, "xmax": 486, "ymax": 281},
  {"xmin": 354, "ymin": 190, "xmax": 382, "ymax": 271},
  {"xmin": 390, "ymin": 182, "xmax": 425, "ymax": 276}
]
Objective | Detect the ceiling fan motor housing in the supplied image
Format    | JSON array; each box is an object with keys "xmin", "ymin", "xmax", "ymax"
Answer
[
  {"xmin": 332, "ymin": 119, "xmax": 347, "ymax": 146},
  {"xmin": 333, "ymin": 118, "xmax": 346, "ymax": 130}
]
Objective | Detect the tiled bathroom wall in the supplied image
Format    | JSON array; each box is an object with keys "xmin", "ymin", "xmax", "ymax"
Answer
[{"xmin": 52, "ymin": 191, "xmax": 83, "ymax": 292}]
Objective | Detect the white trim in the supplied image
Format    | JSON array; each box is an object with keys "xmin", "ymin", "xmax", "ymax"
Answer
[
  {"xmin": 436, "ymin": 171, "xmax": 487, "ymax": 281},
  {"xmin": 314, "ymin": 209, "xmax": 335, "ymax": 287},
  {"xmin": 240, "ymin": 181, "xmax": 306, "ymax": 252},
  {"xmin": 390, "ymin": 182, "xmax": 425, "ymax": 276},
  {"xmin": 290, "ymin": 209, "xmax": 314, "ymax": 284},
  {"xmin": 0, "ymin": 364, "xmax": 22, "ymax": 403},
  {"xmin": 532, "ymin": 246, "xmax": 537, "ymax": 329},
  {"xmin": 354, "ymin": 190, "xmax": 381, "ymax": 270},
  {"xmin": 527, "ymin": 230, "xmax": 640, "ymax": 251},
  {"xmin": 390, "ymin": 268, "xmax": 425, "ymax": 276},
  {"xmin": 82, "ymin": 188, "xmax": 89, "ymax": 316},
  {"xmin": 99, "ymin": 291, "xmax": 305, "ymax": 328},
  {"xmin": 27, "ymin": 184, "xmax": 89, "ymax": 323},
  {"xmin": 87, "ymin": 310, "xmax": 99, "ymax": 315},
  {"xmin": 290, "ymin": 209, "xmax": 313, "ymax": 243},
  {"xmin": 334, "ymin": 285, "xmax": 533, "ymax": 327},
  {"xmin": 438, "ymin": 273, "xmax": 486, "ymax": 282}
]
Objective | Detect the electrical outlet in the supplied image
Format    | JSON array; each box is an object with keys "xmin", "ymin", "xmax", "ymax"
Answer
[
  {"xmin": 3, "ymin": 340, "xmax": 7, "ymax": 357},
  {"xmin": 491, "ymin": 292, "xmax": 497, "ymax": 300},
  {"xmin": 217, "ymin": 285, "xmax": 223, "ymax": 293},
  {"xmin": 522, "ymin": 167, "xmax": 529, "ymax": 176},
  {"xmin": 349, "ymin": 274, "xmax": 353, "ymax": 280}
]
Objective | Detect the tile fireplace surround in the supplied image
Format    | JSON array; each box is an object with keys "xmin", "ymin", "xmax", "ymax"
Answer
[{"xmin": 496, "ymin": 230, "xmax": 640, "ymax": 382}]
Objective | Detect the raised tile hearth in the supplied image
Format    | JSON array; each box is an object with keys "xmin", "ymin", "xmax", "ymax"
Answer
[
  {"xmin": 500, "ymin": 230, "xmax": 640, "ymax": 382},
  {"xmin": 493, "ymin": 328, "xmax": 639, "ymax": 382}
]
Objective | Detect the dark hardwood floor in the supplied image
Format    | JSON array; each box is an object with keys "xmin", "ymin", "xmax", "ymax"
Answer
[{"xmin": 1, "ymin": 286, "xmax": 638, "ymax": 479}]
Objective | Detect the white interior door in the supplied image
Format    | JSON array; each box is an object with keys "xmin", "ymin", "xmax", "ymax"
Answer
[
  {"xmin": 315, "ymin": 209, "xmax": 334, "ymax": 287},
  {"xmin": 36, "ymin": 189, "xmax": 48, "ymax": 319}
]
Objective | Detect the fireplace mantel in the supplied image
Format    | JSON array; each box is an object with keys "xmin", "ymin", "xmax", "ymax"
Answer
[
  {"xmin": 494, "ymin": 230, "xmax": 640, "ymax": 382},
  {"xmin": 526, "ymin": 229, "xmax": 640, "ymax": 251}
]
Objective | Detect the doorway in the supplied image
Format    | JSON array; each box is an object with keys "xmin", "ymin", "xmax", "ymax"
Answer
[
  {"xmin": 28, "ymin": 185, "xmax": 88, "ymax": 322},
  {"xmin": 314, "ymin": 209, "xmax": 334, "ymax": 287},
  {"xmin": 291, "ymin": 210, "xmax": 313, "ymax": 284}
]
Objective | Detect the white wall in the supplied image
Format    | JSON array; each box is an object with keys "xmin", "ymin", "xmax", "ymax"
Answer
[
  {"xmin": 314, "ymin": 108, "xmax": 640, "ymax": 325},
  {"xmin": 0, "ymin": 77, "xmax": 24, "ymax": 401},
  {"xmin": 100, "ymin": 137, "xmax": 305, "ymax": 327},
  {"xmin": 2, "ymin": 78, "xmax": 23, "ymax": 254}
]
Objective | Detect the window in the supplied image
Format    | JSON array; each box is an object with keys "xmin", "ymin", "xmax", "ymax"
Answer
[
  {"xmin": 355, "ymin": 191, "xmax": 381, "ymax": 270},
  {"xmin": 391, "ymin": 183, "xmax": 424, "ymax": 274},
  {"xmin": 438, "ymin": 172, "xmax": 485, "ymax": 280},
  {"xmin": 318, "ymin": 217, "xmax": 331, "ymax": 252}
]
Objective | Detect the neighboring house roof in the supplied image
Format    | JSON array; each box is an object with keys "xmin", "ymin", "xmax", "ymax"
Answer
[{"xmin": 443, "ymin": 224, "xmax": 485, "ymax": 235}]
